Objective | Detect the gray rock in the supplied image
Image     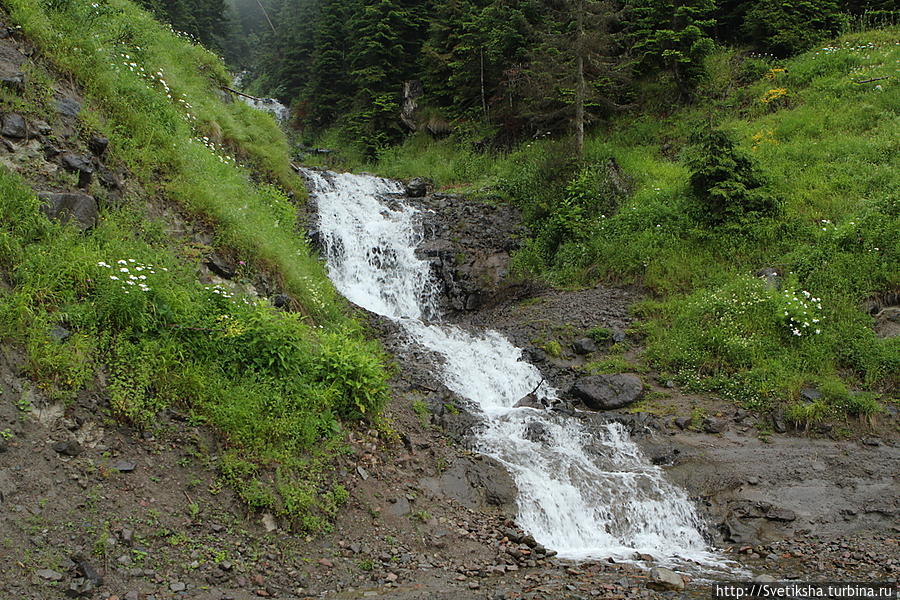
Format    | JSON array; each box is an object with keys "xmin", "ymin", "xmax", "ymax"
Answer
[
  {"xmin": 31, "ymin": 120, "xmax": 51, "ymax": 136},
  {"xmin": 50, "ymin": 325, "xmax": 71, "ymax": 342},
  {"xmin": 56, "ymin": 97, "xmax": 81, "ymax": 118},
  {"xmin": 111, "ymin": 460, "xmax": 136, "ymax": 472},
  {"xmin": 405, "ymin": 177, "xmax": 429, "ymax": 198},
  {"xmin": 38, "ymin": 192, "xmax": 98, "ymax": 231},
  {"xmin": 754, "ymin": 574, "xmax": 778, "ymax": 583},
  {"xmin": 647, "ymin": 567, "xmax": 685, "ymax": 591},
  {"xmin": 772, "ymin": 412, "xmax": 788, "ymax": 433},
  {"xmin": 570, "ymin": 374, "xmax": 643, "ymax": 410},
  {"xmin": 800, "ymin": 387, "xmax": 821, "ymax": 402},
  {"xmin": 386, "ymin": 495, "xmax": 411, "ymax": 517},
  {"xmin": 611, "ymin": 328, "xmax": 626, "ymax": 343},
  {"xmin": 74, "ymin": 555, "xmax": 102, "ymax": 586},
  {"xmin": 766, "ymin": 507, "xmax": 797, "ymax": 522},
  {"xmin": 66, "ymin": 578, "xmax": 94, "ymax": 597},
  {"xmin": 36, "ymin": 568, "xmax": 64, "ymax": 581},
  {"xmin": 703, "ymin": 417, "xmax": 729, "ymax": 434},
  {"xmin": 674, "ymin": 417, "xmax": 691, "ymax": 430},
  {"xmin": 572, "ymin": 337, "xmax": 598, "ymax": 355},
  {"xmin": 170, "ymin": 581, "xmax": 186, "ymax": 592},
  {"xmin": 52, "ymin": 440, "xmax": 82, "ymax": 457},
  {"xmin": 513, "ymin": 393, "xmax": 545, "ymax": 410},
  {"xmin": 0, "ymin": 71, "xmax": 24, "ymax": 90},
  {"xmin": 1, "ymin": 113, "xmax": 26, "ymax": 138}
]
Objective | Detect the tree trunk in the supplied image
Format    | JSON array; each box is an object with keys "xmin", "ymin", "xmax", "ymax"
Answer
[{"xmin": 574, "ymin": 0, "xmax": 585, "ymax": 158}]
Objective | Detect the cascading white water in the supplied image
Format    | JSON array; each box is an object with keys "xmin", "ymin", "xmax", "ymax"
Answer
[{"xmin": 305, "ymin": 168, "xmax": 723, "ymax": 566}]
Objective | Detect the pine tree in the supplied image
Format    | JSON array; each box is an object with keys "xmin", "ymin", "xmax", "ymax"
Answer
[
  {"xmin": 521, "ymin": 0, "xmax": 631, "ymax": 156},
  {"xmin": 629, "ymin": 0, "xmax": 716, "ymax": 98},
  {"xmin": 742, "ymin": 0, "xmax": 843, "ymax": 57}
]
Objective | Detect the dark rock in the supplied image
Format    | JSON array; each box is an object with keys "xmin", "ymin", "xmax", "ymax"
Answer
[
  {"xmin": 56, "ymin": 97, "xmax": 81, "ymax": 119},
  {"xmin": 88, "ymin": 135, "xmax": 109, "ymax": 156},
  {"xmin": 205, "ymin": 254, "xmax": 235, "ymax": 279},
  {"xmin": 1, "ymin": 113, "xmax": 26, "ymax": 138},
  {"xmin": 38, "ymin": 192, "xmax": 99, "ymax": 231},
  {"xmin": 644, "ymin": 444, "xmax": 680, "ymax": 466},
  {"xmin": 405, "ymin": 177, "xmax": 430, "ymax": 198},
  {"xmin": 52, "ymin": 440, "xmax": 82, "ymax": 457},
  {"xmin": 611, "ymin": 328, "xmax": 626, "ymax": 343},
  {"xmin": 570, "ymin": 374, "xmax": 643, "ymax": 411},
  {"xmin": 0, "ymin": 71, "xmax": 23, "ymax": 90},
  {"xmin": 271, "ymin": 293, "xmax": 291, "ymax": 309},
  {"xmin": 723, "ymin": 516, "xmax": 758, "ymax": 544},
  {"xmin": 703, "ymin": 417, "xmax": 729, "ymax": 434},
  {"xmin": 97, "ymin": 167, "xmax": 123, "ymax": 190},
  {"xmin": 766, "ymin": 507, "xmax": 797, "ymax": 522},
  {"xmin": 513, "ymin": 393, "xmax": 545, "ymax": 410},
  {"xmin": 572, "ymin": 337, "xmax": 598, "ymax": 355},
  {"xmin": 59, "ymin": 152, "xmax": 94, "ymax": 187},
  {"xmin": 111, "ymin": 460, "xmax": 136, "ymax": 472},
  {"xmin": 674, "ymin": 417, "xmax": 691, "ymax": 430},
  {"xmin": 424, "ymin": 456, "xmax": 517, "ymax": 518},
  {"xmin": 66, "ymin": 579, "xmax": 95, "ymax": 598},
  {"xmin": 525, "ymin": 347, "xmax": 548, "ymax": 363},
  {"xmin": 400, "ymin": 80, "xmax": 424, "ymax": 131}
]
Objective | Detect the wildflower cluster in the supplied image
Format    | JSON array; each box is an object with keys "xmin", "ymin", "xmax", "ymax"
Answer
[
  {"xmin": 760, "ymin": 88, "xmax": 788, "ymax": 104},
  {"xmin": 813, "ymin": 40, "xmax": 895, "ymax": 57},
  {"xmin": 204, "ymin": 283, "xmax": 237, "ymax": 299},
  {"xmin": 779, "ymin": 289, "xmax": 823, "ymax": 338},
  {"xmin": 751, "ymin": 129, "xmax": 778, "ymax": 152},
  {"xmin": 192, "ymin": 136, "xmax": 236, "ymax": 165},
  {"xmin": 114, "ymin": 54, "xmax": 196, "ymax": 122},
  {"xmin": 764, "ymin": 67, "xmax": 786, "ymax": 79},
  {"xmin": 97, "ymin": 259, "xmax": 167, "ymax": 294}
]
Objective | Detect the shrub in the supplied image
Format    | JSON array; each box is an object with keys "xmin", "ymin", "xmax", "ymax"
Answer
[{"xmin": 686, "ymin": 127, "xmax": 778, "ymax": 225}]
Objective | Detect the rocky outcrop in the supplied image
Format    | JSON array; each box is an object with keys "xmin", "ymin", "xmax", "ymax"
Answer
[
  {"xmin": 37, "ymin": 192, "xmax": 98, "ymax": 230},
  {"xmin": 570, "ymin": 374, "xmax": 643, "ymax": 410},
  {"xmin": 420, "ymin": 456, "xmax": 518, "ymax": 518}
]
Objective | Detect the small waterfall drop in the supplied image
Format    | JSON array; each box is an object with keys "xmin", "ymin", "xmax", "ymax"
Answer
[{"xmin": 304, "ymin": 168, "xmax": 723, "ymax": 566}]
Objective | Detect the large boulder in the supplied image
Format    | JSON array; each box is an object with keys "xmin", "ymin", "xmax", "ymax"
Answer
[
  {"xmin": 570, "ymin": 374, "xmax": 643, "ymax": 410},
  {"xmin": 38, "ymin": 192, "xmax": 98, "ymax": 230},
  {"xmin": 647, "ymin": 567, "xmax": 686, "ymax": 591},
  {"xmin": 405, "ymin": 177, "xmax": 430, "ymax": 198},
  {"xmin": 1, "ymin": 113, "xmax": 26, "ymax": 138}
]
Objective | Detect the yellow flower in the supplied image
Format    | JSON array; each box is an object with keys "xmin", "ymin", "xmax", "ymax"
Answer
[{"xmin": 760, "ymin": 88, "xmax": 788, "ymax": 104}]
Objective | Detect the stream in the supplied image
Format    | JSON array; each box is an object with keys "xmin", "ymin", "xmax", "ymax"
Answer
[{"xmin": 303, "ymin": 169, "xmax": 725, "ymax": 568}]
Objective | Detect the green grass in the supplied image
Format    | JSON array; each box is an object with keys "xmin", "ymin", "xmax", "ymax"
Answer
[
  {"xmin": 0, "ymin": 0, "xmax": 392, "ymax": 528},
  {"xmin": 348, "ymin": 27, "xmax": 900, "ymax": 417}
]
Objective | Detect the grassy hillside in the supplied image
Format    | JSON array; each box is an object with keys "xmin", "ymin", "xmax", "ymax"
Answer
[
  {"xmin": 0, "ymin": 0, "xmax": 389, "ymax": 529},
  {"xmin": 332, "ymin": 28, "xmax": 899, "ymax": 423}
]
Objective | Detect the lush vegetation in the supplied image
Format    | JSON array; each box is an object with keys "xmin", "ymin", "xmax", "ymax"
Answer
[
  {"xmin": 318, "ymin": 28, "xmax": 899, "ymax": 423},
  {"xmin": 0, "ymin": 0, "xmax": 391, "ymax": 529}
]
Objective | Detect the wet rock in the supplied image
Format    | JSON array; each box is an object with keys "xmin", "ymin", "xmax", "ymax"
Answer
[
  {"xmin": 405, "ymin": 177, "xmax": 430, "ymax": 198},
  {"xmin": 513, "ymin": 393, "xmax": 545, "ymax": 410},
  {"xmin": 570, "ymin": 374, "xmax": 643, "ymax": 411},
  {"xmin": 647, "ymin": 567, "xmax": 685, "ymax": 591},
  {"xmin": 52, "ymin": 440, "xmax": 82, "ymax": 457},
  {"xmin": 38, "ymin": 192, "xmax": 99, "ymax": 231},
  {"xmin": 1, "ymin": 113, "xmax": 26, "ymax": 138},
  {"xmin": 523, "ymin": 421, "xmax": 550, "ymax": 443},
  {"xmin": 572, "ymin": 337, "xmax": 598, "ymax": 355},
  {"xmin": 205, "ymin": 254, "xmax": 236, "ymax": 279}
]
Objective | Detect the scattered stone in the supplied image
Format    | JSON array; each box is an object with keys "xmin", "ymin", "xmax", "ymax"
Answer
[
  {"xmin": 572, "ymin": 338, "xmax": 598, "ymax": 355},
  {"xmin": 74, "ymin": 556, "xmax": 103, "ymax": 586},
  {"xmin": 611, "ymin": 328, "xmax": 626, "ymax": 343},
  {"xmin": 647, "ymin": 567, "xmax": 685, "ymax": 591},
  {"xmin": 66, "ymin": 578, "xmax": 95, "ymax": 597},
  {"xmin": 703, "ymin": 417, "xmax": 729, "ymax": 434},
  {"xmin": 1, "ymin": 112, "xmax": 27, "ymax": 138},
  {"xmin": 169, "ymin": 581, "xmax": 186, "ymax": 592},
  {"xmin": 52, "ymin": 440, "xmax": 82, "ymax": 457},
  {"xmin": 570, "ymin": 374, "xmax": 643, "ymax": 411},
  {"xmin": 36, "ymin": 568, "xmax": 64, "ymax": 581},
  {"xmin": 317, "ymin": 558, "xmax": 333, "ymax": 568},
  {"xmin": 356, "ymin": 465, "xmax": 369, "ymax": 480},
  {"xmin": 38, "ymin": 192, "xmax": 98, "ymax": 231},
  {"xmin": 111, "ymin": 460, "xmax": 136, "ymax": 472}
]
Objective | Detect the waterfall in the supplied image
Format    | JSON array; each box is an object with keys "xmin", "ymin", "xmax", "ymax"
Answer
[{"xmin": 304, "ymin": 168, "xmax": 724, "ymax": 567}]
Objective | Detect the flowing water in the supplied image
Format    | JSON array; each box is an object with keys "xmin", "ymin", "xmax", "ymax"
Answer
[{"xmin": 304, "ymin": 168, "xmax": 724, "ymax": 567}]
